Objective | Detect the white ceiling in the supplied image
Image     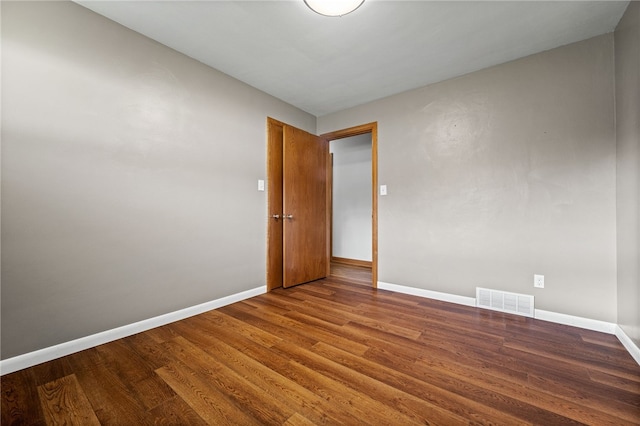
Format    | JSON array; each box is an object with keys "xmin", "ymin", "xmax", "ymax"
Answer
[{"xmin": 76, "ymin": 1, "xmax": 629, "ymax": 117}]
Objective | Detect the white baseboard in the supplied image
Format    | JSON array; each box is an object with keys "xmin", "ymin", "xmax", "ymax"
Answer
[
  {"xmin": 615, "ymin": 326, "xmax": 640, "ymax": 365},
  {"xmin": 377, "ymin": 281, "xmax": 476, "ymax": 307},
  {"xmin": 0, "ymin": 286, "xmax": 266, "ymax": 376},
  {"xmin": 377, "ymin": 281, "xmax": 639, "ymax": 366},
  {"xmin": 533, "ymin": 309, "xmax": 616, "ymax": 334},
  {"xmin": 4, "ymin": 283, "xmax": 639, "ymax": 374}
]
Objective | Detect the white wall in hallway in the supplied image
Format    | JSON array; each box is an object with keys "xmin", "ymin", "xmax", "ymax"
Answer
[{"xmin": 330, "ymin": 134, "xmax": 372, "ymax": 262}]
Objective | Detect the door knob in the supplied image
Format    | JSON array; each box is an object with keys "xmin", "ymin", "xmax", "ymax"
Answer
[
  {"xmin": 284, "ymin": 214, "xmax": 293, "ymax": 219},
  {"xmin": 271, "ymin": 214, "xmax": 280, "ymax": 220}
]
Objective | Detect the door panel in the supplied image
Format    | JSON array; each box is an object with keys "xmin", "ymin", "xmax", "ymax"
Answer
[{"xmin": 282, "ymin": 125, "xmax": 328, "ymax": 288}]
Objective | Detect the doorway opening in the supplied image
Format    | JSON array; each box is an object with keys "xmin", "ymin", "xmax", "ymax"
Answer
[
  {"xmin": 322, "ymin": 123, "xmax": 378, "ymax": 288},
  {"xmin": 329, "ymin": 136, "xmax": 372, "ymax": 265}
]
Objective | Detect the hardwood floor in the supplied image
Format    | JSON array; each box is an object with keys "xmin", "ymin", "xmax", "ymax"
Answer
[
  {"xmin": 328, "ymin": 262, "xmax": 372, "ymax": 286},
  {"xmin": 2, "ymin": 265, "xmax": 639, "ymax": 425}
]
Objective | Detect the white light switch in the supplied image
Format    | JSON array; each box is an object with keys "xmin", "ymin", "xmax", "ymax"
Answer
[
  {"xmin": 380, "ymin": 185, "xmax": 387, "ymax": 196},
  {"xmin": 258, "ymin": 179, "xmax": 265, "ymax": 191}
]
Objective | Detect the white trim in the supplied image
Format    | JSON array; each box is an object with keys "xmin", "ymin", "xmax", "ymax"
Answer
[
  {"xmin": 615, "ymin": 326, "xmax": 640, "ymax": 365},
  {"xmin": 377, "ymin": 281, "xmax": 476, "ymax": 307},
  {"xmin": 4, "ymin": 283, "xmax": 638, "ymax": 373},
  {"xmin": 534, "ymin": 309, "xmax": 616, "ymax": 334},
  {"xmin": 0, "ymin": 286, "xmax": 266, "ymax": 376}
]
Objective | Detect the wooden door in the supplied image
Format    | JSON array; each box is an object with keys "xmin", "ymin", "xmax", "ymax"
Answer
[
  {"xmin": 282, "ymin": 125, "xmax": 329, "ymax": 287},
  {"xmin": 266, "ymin": 118, "xmax": 329, "ymax": 290}
]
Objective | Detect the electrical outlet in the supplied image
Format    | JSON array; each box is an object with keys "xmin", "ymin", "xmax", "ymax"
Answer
[{"xmin": 534, "ymin": 274, "xmax": 544, "ymax": 288}]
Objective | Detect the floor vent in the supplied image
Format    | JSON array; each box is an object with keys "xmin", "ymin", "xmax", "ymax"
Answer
[{"xmin": 476, "ymin": 287, "xmax": 534, "ymax": 318}]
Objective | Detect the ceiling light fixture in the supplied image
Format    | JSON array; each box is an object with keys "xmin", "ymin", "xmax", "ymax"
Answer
[{"xmin": 304, "ymin": 0, "xmax": 365, "ymax": 17}]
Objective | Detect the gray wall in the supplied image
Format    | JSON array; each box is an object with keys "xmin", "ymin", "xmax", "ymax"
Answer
[
  {"xmin": 319, "ymin": 34, "xmax": 618, "ymax": 323},
  {"xmin": 615, "ymin": 2, "xmax": 640, "ymax": 347},
  {"xmin": 330, "ymin": 135, "xmax": 372, "ymax": 261},
  {"xmin": 1, "ymin": 1, "xmax": 315, "ymax": 359}
]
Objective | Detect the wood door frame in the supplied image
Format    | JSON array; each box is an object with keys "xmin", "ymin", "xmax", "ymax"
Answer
[
  {"xmin": 328, "ymin": 152, "xmax": 333, "ymax": 260},
  {"xmin": 266, "ymin": 117, "xmax": 285, "ymax": 291},
  {"xmin": 321, "ymin": 122, "xmax": 378, "ymax": 288}
]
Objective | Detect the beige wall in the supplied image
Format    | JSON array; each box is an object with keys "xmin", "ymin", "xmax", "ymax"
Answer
[
  {"xmin": 1, "ymin": 1, "xmax": 315, "ymax": 359},
  {"xmin": 319, "ymin": 34, "xmax": 618, "ymax": 322},
  {"xmin": 615, "ymin": 2, "xmax": 640, "ymax": 347}
]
